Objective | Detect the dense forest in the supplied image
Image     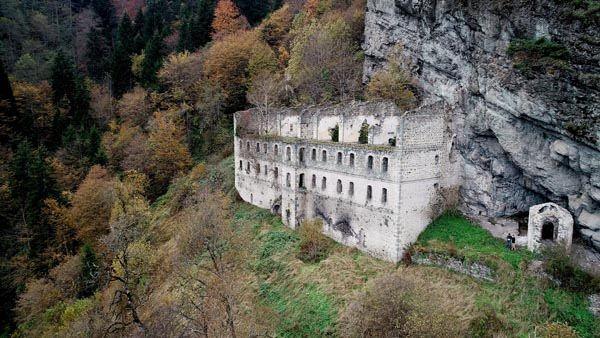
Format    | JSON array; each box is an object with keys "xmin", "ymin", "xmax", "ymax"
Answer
[{"xmin": 0, "ymin": 0, "xmax": 415, "ymax": 335}]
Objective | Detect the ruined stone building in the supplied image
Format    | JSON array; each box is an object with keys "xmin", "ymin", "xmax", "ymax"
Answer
[{"xmin": 234, "ymin": 101, "xmax": 458, "ymax": 261}]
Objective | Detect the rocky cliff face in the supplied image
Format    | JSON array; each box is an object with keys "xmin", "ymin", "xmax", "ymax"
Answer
[{"xmin": 363, "ymin": 0, "xmax": 600, "ymax": 249}]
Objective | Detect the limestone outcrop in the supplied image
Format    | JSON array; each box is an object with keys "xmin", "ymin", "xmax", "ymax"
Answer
[{"xmin": 363, "ymin": 0, "xmax": 600, "ymax": 249}]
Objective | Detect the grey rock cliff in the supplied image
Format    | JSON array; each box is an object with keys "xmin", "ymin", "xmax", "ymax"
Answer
[{"xmin": 363, "ymin": 0, "xmax": 600, "ymax": 249}]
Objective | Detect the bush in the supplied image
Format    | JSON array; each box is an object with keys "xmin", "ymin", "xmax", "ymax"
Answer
[
  {"xmin": 366, "ymin": 44, "xmax": 418, "ymax": 110},
  {"xmin": 296, "ymin": 220, "xmax": 332, "ymax": 263},
  {"xmin": 329, "ymin": 124, "xmax": 339, "ymax": 142},
  {"xmin": 507, "ymin": 38, "xmax": 570, "ymax": 75},
  {"xmin": 338, "ymin": 272, "xmax": 474, "ymax": 337},
  {"xmin": 358, "ymin": 121, "xmax": 369, "ymax": 144},
  {"xmin": 468, "ymin": 307, "xmax": 508, "ymax": 337},
  {"xmin": 538, "ymin": 322, "xmax": 577, "ymax": 338},
  {"xmin": 542, "ymin": 245, "xmax": 600, "ymax": 293}
]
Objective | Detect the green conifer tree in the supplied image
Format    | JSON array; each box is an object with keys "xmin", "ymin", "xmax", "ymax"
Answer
[{"xmin": 78, "ymin": 243, "xmax": 100, "ymax": 297}]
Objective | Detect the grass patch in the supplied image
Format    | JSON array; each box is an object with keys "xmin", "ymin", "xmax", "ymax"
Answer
[
  {"xmin": 416, "ymin": 213, "xmax": 533, "ymax": 268},
  {"xmin": 545, "ymin": 288, "xmax": 600, "ymax": 338},
  {"xmin": 259, "ymin": 282, "xmax": 336, "ymax": 337}
]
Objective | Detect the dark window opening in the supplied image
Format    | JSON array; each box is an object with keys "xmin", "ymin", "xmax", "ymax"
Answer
[
  {"xmin": 256, "ymin": 142, "xmax": 260, "ymax": 152},
  {"xmin": 274, "ymin": 167, "xmax": 279, "ymax": 179},
  {"xmin": 256, "ymin": 163, "xmax": 260, "ymax": 175},
  {"xmin": 286, "ymin": 173, "xmax": 291, "ymax": 187},
  {"xmin": 337, "ymin": 152, "xmax": 342, "ymax": 164},
  {"xmin": 349, "ymin": 153, "xmax": 355, "ymax": 167},
  {"xmin": 321, "ymin": 177, "xmax": 327, "ymax": 190},
  {"xmin": 286, "ymin": 147, "xmax": 291, "ymax": 161},
  {"xmin": 299, "ymin": 173, "xmax": 305, "ymax": 188},
  {"xmin": 299, "ymin": 148, "xmax": 305, "ymax": 163},
  {"xmin": 239, "ymin": 160, "xmax": 242, "ymax": 170},
  {"xmin": 337, "ymin": 179, "xmax": 342, "ymax": 193},
  {"xmin": 382, "ymin": 157, "xmax": 388, "ymax": 172},
  {"xmin": 311, "ymin": 148, "xmax": 317, "ymax": 161},
  {"xmin": 367, "ymin": 156, "xmax": 374, "ymax": 170},
  {"xmin": 381, "ymin": 188, "xmax": 387, "ymax": 203},
  {"xmin": 264, "ymin": 165, "xmax": 268, "ymax": 175},
  {"xmin": 246, "ymin": 141, "xmax": 250, "ymax": 152},
  {"xmin": 322, "ymin": 150, "xmax": 327, "ymax": 162},
  {"xmin": 274, "ymin": 145, "xmax": 279, "ymax": 155},
  {"xmin": 349, "ymin": 182, "xmax": 354, "ymax": 196},
  {"xmin": 367, "ymin": 185, "xmax": 372, "ymax": 200},
  {"xmin": 312, "ymin": 174, "xmax": 316, "ymax": 188},
  {"xmin": 264, "ymin": 143, "xmax": 268, "ymax": 154}
]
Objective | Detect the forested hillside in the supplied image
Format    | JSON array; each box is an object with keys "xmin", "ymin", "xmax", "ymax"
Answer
[{"xmin": 0, "ymin": 0, "xmax": 375, "ymax": 334}]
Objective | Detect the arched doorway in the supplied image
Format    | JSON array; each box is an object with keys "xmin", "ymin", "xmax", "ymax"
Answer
[{"xmin": 541, "ymin": 221, "xmax": 555, "ymax": 241}]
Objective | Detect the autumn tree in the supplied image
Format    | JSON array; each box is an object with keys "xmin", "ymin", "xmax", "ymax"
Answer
[
  {"xmin": 103, "ymin": 171, "xmax": 152, "ymax": 334},
  {"xmin": 211, "ymin": 0, "xmax": 249, "ymax": 40},
  {"xmin": 70, "ymin": 165, "xmax": 115, "ymax": 246},
  {"xmin": 158, "ymin": 51, "xmax": 204, "ymax": 103},
  {"xmin": 247, "ymin": 71, "xmax": 285, "ymax": 114},
  {"xmin": 116, "ymin": 86, "xmax": 151, "ymax": 126},
  {"xmin": 366, "ymin": 44, "xmax": 418, "ymax": 110},
  {"xmin": 203, "ymin": 30, "xmax": 278, "ymax": 112},
  {"xmin": 147, "ymin": 110, "xmax": 193, "ymax": 197},
  {"xmin": 287, "ymin": 15, "xmax": 362, "ymax": 103},
  {"xmin": 174, "ymin": 188, "xmax": 245, "ymax": 337}
]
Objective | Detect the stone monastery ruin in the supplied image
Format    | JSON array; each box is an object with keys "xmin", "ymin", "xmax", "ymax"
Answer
[{"xmin": 234, "ymin": 101, "xmax": 460, "ymax": 261}]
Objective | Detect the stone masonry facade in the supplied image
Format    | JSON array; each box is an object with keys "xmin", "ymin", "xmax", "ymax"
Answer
[{"xmin": 234, "ymin": 101, "xmax": 457, "ymax": 262}]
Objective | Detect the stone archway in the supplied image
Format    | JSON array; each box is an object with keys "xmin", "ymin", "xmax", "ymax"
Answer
[{"xmin": 527, "ymin": 203, "xmax": 573, "ymax": 252}]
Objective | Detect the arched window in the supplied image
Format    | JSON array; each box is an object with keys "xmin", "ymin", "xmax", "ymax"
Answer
[
  {"xmin": 349, "ymin": 182, "xmax": 354, "ymax": 196},
  {"xmin": 381, "ymin": 188, "xmax": 387, "ymax": 203},
  {"xmin": 256, "ymin": 163, "xmax": 260, "ymax": 175},
  {"xmin": 274, "ymin": 144, "xmax": 279, "ymax": 156},
  {"xmin": 264, "ymin": 143, "xmax": 268, "ymax": 154},
  {"xmin": 367, "ymin": 155, "xmax": 374, "ymax": 170},
  {"xmin": 321, "ymin": 177, "xmax": 327, "ymax": 190},
  {"xmin": 299, "ymin": 173, "xmax": 305, "ymax": 188},
  {"xmin": 367, "ymin": 185, "xmax": 372, "ymax": 200},
  {"xmin": 337, "ymin": 179, "xmax": 342, "ymax": 193},
  {"xmin": 435, "ymin": 154, "xmax": 440, "ymax": 165},
  {"xmin": 246, "ymin": 141, "xmax": 250, "ymax": 152},
  {"xmin": 322, "ymin": 150, "xmax": 327, "ymax": 162},
  {"xmin": 311, "ymin": 148, "xmax": 317, "ymax": 161},
  {"xmin": 286, "ymin": 173, "xmax": 291, "ymax": 187},
  {"xmin": 337, "ymin": 152, "xmax": 342, "ymax": 164},
  {"xmin": 274, "ymin": 167, "xmax": 279, "ymax": 179},
  {"xmin": 312, "ymin": 174, "xmax": 316, "ymax": 188},
  {"xmin": 239, "ymin": 160, "xmax": 242, "ymax": 170},
  {"xmin": 299, "ymin": 147, "xmax": 305, "ymax": 163},
  {"xmin": 349, "ymin": 153, "xmax": 355, "ymax": 167},
  {"xmin": 246, "ymin": 162, "xmax": 250, "ymax": 172},
  {"xmin": 256, "ymin": 142, "xmax": 260, "ymax": 152},
  {"xmin": 382, "ymin": 157, "xmax": 388, "ymax": 173},
  {"xmin": 264, "ymin": 165, "xmax": 268, "ymax": 176},
  {"xmin": 286, "ymin": 146, "xmax": 291, "ymax": 161}
]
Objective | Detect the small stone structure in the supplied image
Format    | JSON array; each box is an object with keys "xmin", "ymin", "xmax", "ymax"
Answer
[
  {"xmin": 234, "ymin": 100, "xmax": 458, "ymax": 262},
  {"xmin": 527, "ymin": 202, "xmax": 574, "ymax": 252}
]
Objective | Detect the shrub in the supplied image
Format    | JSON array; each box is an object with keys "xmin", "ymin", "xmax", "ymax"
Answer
[
  {"xmin": 358, "ymin": 121, "xmax": 369, "ymax": 144},
  {"xmin": 329, "ymin": 124, "xmax": 339, "ymax": 142},
  {"xmin": 468, "ymin": 307, "xmax": 508, "ymax": 337},
  {"xmin": 507, "ymin": 38, "xmax": 570, "ymax": 75},
  {"xmin": 366, "ymin": 44, "xmax": 418, "ymax": 110},
  {"xmin": 538, "ymin": 322, "xmax": 577, "ymax": 338},
  {"xmin": 542, "ymin": 245, "xmax": 600, "ymax": 293},
  {"xmin": 296, "ymin": 220, "xmax": 332, "ymax": 263},
  {"xmin": 339, "ymin": 271, "xmax": 474, "ymax": 337}
]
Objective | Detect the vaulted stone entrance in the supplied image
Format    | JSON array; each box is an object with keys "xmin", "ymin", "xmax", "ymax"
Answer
[{"xmin": 527, "ymin": 203, "xmax": 573, "ymax": 252}]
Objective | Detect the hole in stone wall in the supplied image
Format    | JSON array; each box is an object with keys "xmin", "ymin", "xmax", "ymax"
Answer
[
  {"xmin": 349, "ymin": 153, "xmax": 355, "ymax": 167},
  {"xmin": 367, "ymin": 156, "xmax": 373, "ymax": 170},
  {"xmin": 542, "ymin": 221, "xmax": 555, "ymax": 240}
]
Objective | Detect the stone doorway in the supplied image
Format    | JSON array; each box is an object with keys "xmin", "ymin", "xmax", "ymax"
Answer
[{"xmin": 527, "ymin": 203, "xmax": 573, "ymax": 252}]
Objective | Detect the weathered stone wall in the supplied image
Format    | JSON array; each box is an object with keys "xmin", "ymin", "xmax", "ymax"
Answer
[
  {"xmin": 363, "ymin": 0, "xmax": 600, "ymax": 250},
  {"xmin": 234, "ymin": 101, "xmax": 453, "ymax": 261}
]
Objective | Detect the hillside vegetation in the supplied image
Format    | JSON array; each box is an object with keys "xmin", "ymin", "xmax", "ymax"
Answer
[{"xmin": 10, "ymin": 157, "xmax": 599, "ymax": 337}]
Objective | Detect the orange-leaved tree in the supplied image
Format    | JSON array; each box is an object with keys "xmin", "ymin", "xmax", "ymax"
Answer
[{"xmin": 211, "ymin": 0, "xmax": 249, "ymax": 40}]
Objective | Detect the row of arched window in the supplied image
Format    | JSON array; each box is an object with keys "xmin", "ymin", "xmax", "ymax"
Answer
[
  {"xmin": 241, "ymin": 140, "xmax": 390, "ymax": 173},
  {"xmin": 239, "ymin": 159, "xmax": 388, "ymax": 204}
]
